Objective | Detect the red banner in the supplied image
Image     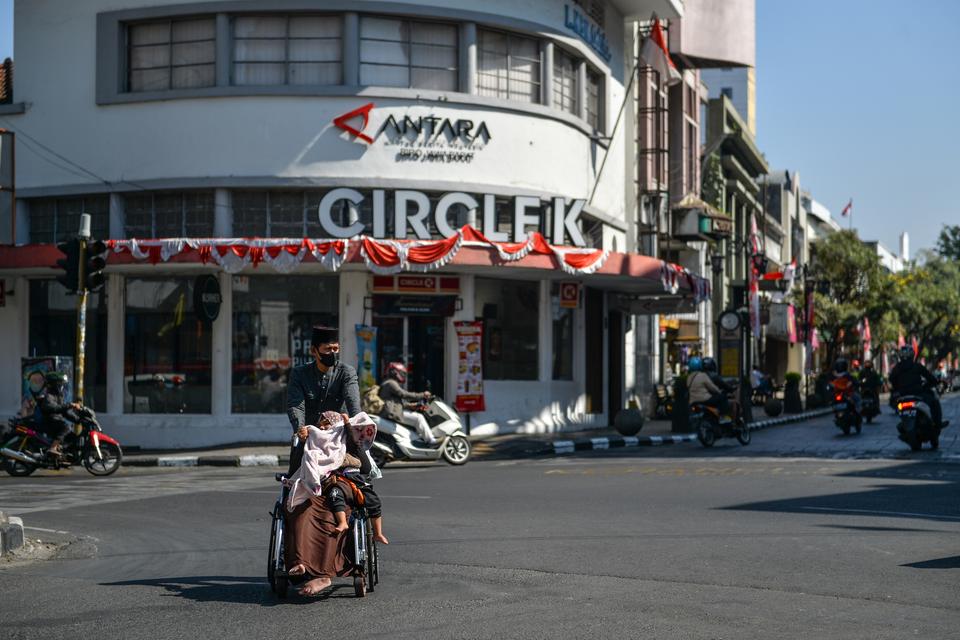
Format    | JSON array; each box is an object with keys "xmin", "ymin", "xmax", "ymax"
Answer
[{"xmin": 454, "ymin": 321, "xmax": 485, "ymax": 412}]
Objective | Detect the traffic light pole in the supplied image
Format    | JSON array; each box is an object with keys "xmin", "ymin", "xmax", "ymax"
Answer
[{"xmin": 75, "ymin": 236, "xmax": 87, "ymax": 405}]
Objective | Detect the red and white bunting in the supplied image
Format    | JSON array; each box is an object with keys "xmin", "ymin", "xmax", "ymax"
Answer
[{"xmin": 658, "ymin": 261, "xmax": 711, "ymax": 303}]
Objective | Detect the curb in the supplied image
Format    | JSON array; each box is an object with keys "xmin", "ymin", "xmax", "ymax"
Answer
[
  {"xmin": 0, "ymin": 511, "xmax": 25, "ymax": 556},
  {"xmin": 549, "ymin": 408, "xmax": 835, "ymax": 456},
  {"xmin": 126, "ymin": 454, "xmax": 290, "ymax": 468}
]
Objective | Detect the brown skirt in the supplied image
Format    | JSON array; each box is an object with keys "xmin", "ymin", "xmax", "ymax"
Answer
[{"xmin": 284, "ymin": 496, "xmax": 353, "ymax": 579}]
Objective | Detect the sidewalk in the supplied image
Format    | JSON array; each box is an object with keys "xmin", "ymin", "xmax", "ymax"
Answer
[{"xmin": 122, "ymin": 408, "xmax": 830, "ymax": 468}]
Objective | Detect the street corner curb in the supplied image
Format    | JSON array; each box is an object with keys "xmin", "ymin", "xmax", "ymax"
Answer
[
  {"xmin": 551, "ymin": 433, "xmax": 698, "ymax": 456},
  {"xmin": 747, "ymin": 408, "xmax": 834, "ymax": 432},
  {"xmin": 127, "ymin": 453, "xmax": 287, "ymax": 468},
  {"xmin": 0, "ymin": 512, "xmax": 25, "ymax": 556}
]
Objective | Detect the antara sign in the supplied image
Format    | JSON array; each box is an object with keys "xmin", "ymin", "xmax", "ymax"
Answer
[
  {"xmin": 333, "ymin": 102, "xmax": 491, "ymax": 163},
  {"xmin": 316, "ymin": 188, "xmax": 587, "ymax": 247}
]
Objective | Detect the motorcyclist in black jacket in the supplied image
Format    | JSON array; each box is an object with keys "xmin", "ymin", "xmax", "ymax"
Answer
[
  {"xmin": 33, "ymin": 371, "xmax": 81, "ymax": 457},
  {"xmin": 860, "ymin": 361, "xmax": 883, "ymax": 406},
  {"xmin": 702, "ymin": 357, "xmax": 742, "ymax": 423},
  {"xmin": 889, "ymin": 345, "xmax": 943, "ymax": 427}
]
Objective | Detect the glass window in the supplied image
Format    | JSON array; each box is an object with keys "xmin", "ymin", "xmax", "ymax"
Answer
[
  {"xmin": 586, "ymin": 68, "xmax": 603, "ymax": 131},
  {"xmin": 29, "ymin": 281, "xmax": 108, "ymax": 411},
  {"xmin": 551, "ymin": 283, "xmax": 574, "ymax": 380},
  {"xmin": 124, "ymin": 277, "xmax": 213, "ymax": 413},
  {"xmin": 477, "ymin": 30, "xmax": 541, "ymax": 103},
  {"xmin": 28, "ymin": 196, "xmax": 109, "ymax": 244},
  {"xmin": 123, "ymin": 191, "xmax": 214, "ymax": 238},
  {"xmin": 232, "ymin": 275, "xmax": 339, "ymax": 413},
  {"xmin": 360, "ymin": 17, "xmax": 457, "ymax": 91},
  {"xmin": 553, "ymin": 48, "xmax": 578, "ymax": 115},
  {"xmin": 233, "ymin": 15, "xmax": 342, "ymax": 86},
  {"xmin": 475, "ymin": 278, "xmax": 539, "ymax": 380},
  {"xmin": 128, "ymin": 18, "xmax": 216, "ymax": 92}
]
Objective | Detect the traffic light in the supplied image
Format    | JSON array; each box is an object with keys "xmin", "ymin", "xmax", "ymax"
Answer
[
  {"xmin": 85, "ymin": 239, "xmax": 108, "ymax": 292},
  {"xmin": 55, "ymin": 238, "xmax": 81, "ymax": 293}
]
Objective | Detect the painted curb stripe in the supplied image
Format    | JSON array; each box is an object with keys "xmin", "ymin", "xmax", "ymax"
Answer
[
  {"xmin": 238, "ymin": 455, "xmax": 280, "ymax": 467},
  {"xmin": 157, "ymin": 456, "xmax": 199, "ymax": 467}
]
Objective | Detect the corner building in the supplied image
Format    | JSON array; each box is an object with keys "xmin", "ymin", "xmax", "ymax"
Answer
[{"xmin": 0, "ymin": 0, "xmax": 705, "ymax": 447}]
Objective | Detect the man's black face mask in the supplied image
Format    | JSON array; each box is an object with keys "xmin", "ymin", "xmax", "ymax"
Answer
[{"xmin": 317, "ymin": 351, "xmax": 339, "ymax": 367}]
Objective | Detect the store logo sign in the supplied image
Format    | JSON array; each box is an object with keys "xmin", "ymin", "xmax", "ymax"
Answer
[
  {"xmin": 333, "ymin": 103, "xmax": 375, "ymax": 144},
  {"xmin": 564, "ymin": 5, "xmax": 612, "ymax": 62}
]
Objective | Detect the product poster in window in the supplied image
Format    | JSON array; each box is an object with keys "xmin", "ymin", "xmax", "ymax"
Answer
[
  {"xmin": 355, "ymin": 324, "xmax": 378, "ymax": 396},
  {"xmin": 454, "ymin": 321, "xmax": 484, "ymax": 412}
]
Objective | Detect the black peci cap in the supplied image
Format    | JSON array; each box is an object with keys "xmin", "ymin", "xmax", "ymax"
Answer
[{"xmin": 311, "ymin": 325, "xmax": 339, "ymax": 346}]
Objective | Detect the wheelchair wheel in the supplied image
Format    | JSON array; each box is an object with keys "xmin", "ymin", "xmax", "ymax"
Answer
[{"xmin": 267, "ymin": 504, "xmax": 288, "ymax": 598}]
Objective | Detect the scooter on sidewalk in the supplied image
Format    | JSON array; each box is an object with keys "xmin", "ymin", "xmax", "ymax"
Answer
[
  {"xmin": 1, "ymin": 407, "xmax": 123, "ymax": 476},
  {"xmin": 369, "ymin": 397, "xmax": 471, "ymax": 466}
]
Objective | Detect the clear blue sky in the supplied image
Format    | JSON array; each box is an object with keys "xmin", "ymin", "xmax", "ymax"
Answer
[
  {"xmin": 756, "ymin": 0, "xmax": 960, "ymax": 255},
  {"xmin": 1, "ymin": 0, "xmax": 957, "ymax": 253}
]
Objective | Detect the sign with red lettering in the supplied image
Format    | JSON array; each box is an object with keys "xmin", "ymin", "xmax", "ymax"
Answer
[
  {"xmin": 559, "ymin": 281, "xmax": 580, "ymax": 309},
  {"xmin": 397, "ymin": 276, "xmax": 437, "ymax": 292},
  {"xmin": 454, "ymin": 321, "xmax": 485, "ymax": 412}
]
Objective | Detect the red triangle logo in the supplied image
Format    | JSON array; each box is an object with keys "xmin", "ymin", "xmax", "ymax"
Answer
[{"xmin": 333, "ymin": 102, "xmax": 375, "ymax": 144}]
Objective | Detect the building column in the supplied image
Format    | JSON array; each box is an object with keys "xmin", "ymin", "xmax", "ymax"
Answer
[
  {"xmin": 339, "ymin": 271, "xmax": 368, "ymax": 373},
  {"xmin": 14, "ymin": 199, "xmax": 29, "ymax": 244},
  {"xmin": 105, "ymin": 273, "xmax": 125, "ymax": 415},
  {"xmin": 216, "ymin": 14, "xmax": 231, "ymax": 87},
  {"xmin": 447, "ymin": 274, "xmax": 474, "ymax": 409},
  {"xmin": 542, "ymin": 42, "xmax": 554, "ymax": 108},
  {"xmin": 109, "ymin": 193, "xmax": 124, "ymax": 239},
  {"xmin": 461, "ymin": 22, "xmax": 477, "ymax": 95},
  {"xmin": 577, "ymin": 60, "xmax": 588, "ymax": 121},
  {"xmin": 214, "ymin": 188, "xmax": 232, "ymax": 237},
  {"xmin": 343, "ymin": 13, "xmax": 360, "ymax": 86},
  {"xmin": 210, "ymin": 271, "xmax": 232, "ymax": 417},
  {"xmin": 538, "ymin": 279, "xmax": 551, "ymax": 382}
]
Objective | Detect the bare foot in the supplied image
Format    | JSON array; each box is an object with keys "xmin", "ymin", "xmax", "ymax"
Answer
[
  {"xmin": 375, "ymin": 533, "xmax": 389, "ymax": 545},
  {"xmin": 299, "ymin": 576, "xmax": 331, "ymax": 596},
  {"xmin": 288, "ymin": 564, "xmax": 306, "ymax": 576}
]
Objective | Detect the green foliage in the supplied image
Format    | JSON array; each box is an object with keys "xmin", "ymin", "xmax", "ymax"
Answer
[
  {"xmin": 889, "ymin": 255, "xmax": 960, "ymax": 365},
  {"xmin": 809, "ymin": 230, "xmax": 887, "ymax": 361},
  {"xmin": 701, "ymin": 153, "xmax": 725, "ymax": 212},
  {"xmin": 935, "ymin": 225, "xmax": 960, "ymax": 261},
  {"xmin": 784, "ymin": 372, "xmax": 802, "ymax": 383}
]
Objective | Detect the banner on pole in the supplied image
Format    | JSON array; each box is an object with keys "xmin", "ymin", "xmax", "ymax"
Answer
[{"xmin": 454, "ymin": 321, "xmax": 485, "ymax": 412}]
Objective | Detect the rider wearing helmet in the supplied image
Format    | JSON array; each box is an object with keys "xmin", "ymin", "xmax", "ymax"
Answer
[
  {"xmin": 686, "ymin": 356, "xmax": 729, "ymax": 416},
  {"xmin": 703, "ymin": 357, "xmax": 741, "ymax": 422},
  {"xmin": 889, "ymin": 345, "xmax": 943, "ymax": 427},
  {"xmin": 831, "ymin": 357, "xmax": 861, "ymax": 410},
  {"xmin": 379, "ymin": 362, "xmax": 436, "ymax": 445},
  {"xmin": 33, "ymin": 371, "xmax": 81, "ymax": 457},
  {"xmin": 860, "ymin": 360, "xmax": 883, "ymax": 403}
]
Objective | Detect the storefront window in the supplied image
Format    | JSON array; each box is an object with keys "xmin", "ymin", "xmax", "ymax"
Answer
[
  {"xmin": 232, "ymin": 275, "xmax": 339, "ymax": 413},
  {"xmin": 29, "ymin": 281, "xmax": 108, "ymax": 410},
  {"xmin": 125, "ymin": 191, "xmax": 215, "ymax": 238},
  {"xmin": 127, "ymin": 18, "xmax": 216, "ymax": 92},
  {"xmin": 29, "ymin": 196, "xmax": 109, "ymax": 244},
  {"xmin": 551, "ymin": 283, "xmax": 574, "ymax": 380},
  {"xmin": 124, "ymin": 277, "xmax": 213, "ymax": 413},
  {"xmin": 475, "ymin": 278, "xmax": 539, "ymax": 380}
]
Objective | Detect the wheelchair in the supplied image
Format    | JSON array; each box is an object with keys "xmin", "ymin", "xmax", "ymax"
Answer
[{"xmin": 267, "ymin": 472, "xmax": 380, "ymax": 598}]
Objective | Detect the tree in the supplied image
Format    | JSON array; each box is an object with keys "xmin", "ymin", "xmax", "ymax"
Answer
[
  {"xmin": 889, "ymin": 254, "xmax": 960, "ymax": 367},
  {"xmin": 701, "ymin": 153, "xmax": 725, "ymax": 212},
  {"xmin": 935, "ymin": 225, "xmax": 960, "ymax": 261},
  {"xmin": 808, "ymin": 230, "xmax": 888, "ymax": 363}
]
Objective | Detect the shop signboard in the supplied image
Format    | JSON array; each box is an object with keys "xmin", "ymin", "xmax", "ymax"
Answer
[
  {"xmin": 372, "ymin": 295, "xmax": 457, "ymax": 317},
  {"xmin": 559, "ymin": 282, "xmax": 580, "ymax": 309},
  {"xmin": 355, "ymin": 325, "xmax": 378, "ymax": 396},
  {"xmin": 193, "ymin": 275, "xmax": 222, "ymax": 324},
  {"xmin": 454, "ymin": 321, "xmax": 485, "ymax": 412}
]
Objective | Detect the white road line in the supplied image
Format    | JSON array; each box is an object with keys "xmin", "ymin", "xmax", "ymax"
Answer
[
  {"xmin": 378, "ymin": 495, "xmax": 432, "ymax": 499},
  {"xmin": 802, "ymin": 506, "xmax": 960, "ymax": 522},
  {"xmin": 23, "ymin": 525, "xmax": 71, "ymax": 534}
]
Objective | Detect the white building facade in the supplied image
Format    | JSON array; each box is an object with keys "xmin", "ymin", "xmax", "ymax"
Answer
[{"xmin": 0, "ymin": 0, "xmax": 708, "ymax": 448}]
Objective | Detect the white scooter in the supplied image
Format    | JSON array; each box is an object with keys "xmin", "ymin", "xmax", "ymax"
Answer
[{"xmin": 370, "ymin": 397, "xmax": 471, "ymax": 466}]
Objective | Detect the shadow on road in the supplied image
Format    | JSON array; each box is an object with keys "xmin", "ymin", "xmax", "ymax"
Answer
[
  {"xmin": 100, "ymin": 575, "xmax": 358, "ymax": 605},
  {"xmin": 900, "ymin": 555, "xmax": 960, "ymax": 569},
  {"xmin": 720, "ymin": 462, "xmax": 960, "ymax": 524}
]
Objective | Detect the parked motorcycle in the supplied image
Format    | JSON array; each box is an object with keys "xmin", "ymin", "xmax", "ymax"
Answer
[
  {"xmin": 895, "ymin": 395, "xmax": 947, "ymax": 451},
  {"xmin": 370, "ymin": 397, "xmax": 471, "ymax": 466},
  {"xmin": 691, "ymin": 402, "xmax": 750, "ymax": 447},
  {"xmin": 1, "ymin": 407, "xmax": 123, "ymax": 476},
  {"xmin": 831, "ymin": 383, "xmax": 862, "ymax": 436}
]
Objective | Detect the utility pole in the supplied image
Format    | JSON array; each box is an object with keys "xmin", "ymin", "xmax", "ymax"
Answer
[{"xmin": 75, "ymin": 215, "xmax": 90, "ymax": 405}]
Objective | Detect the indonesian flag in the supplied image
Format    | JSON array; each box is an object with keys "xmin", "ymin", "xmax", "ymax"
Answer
[
  {"xmin": 841, "ymin": 199, "xmax": 852, "ymax": 217},
  {"xmin": 640, "ymin": 17, "xmax": 682, "ymax": 85},
  {"xmin": 862, "ymin": 316, "xmax": 872, "ymax": 361},
  {"xmin": 911, "ymin": 335, "xmax": 919, "ymax": 357},
  {"xmin": 748, "ymin": 213, "xmax": 761, "ymax": 337}
]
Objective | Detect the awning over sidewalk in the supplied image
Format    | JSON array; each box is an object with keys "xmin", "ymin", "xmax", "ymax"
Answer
[{"xmin": 0, "ymin": 224, "xmax": 711, "ymax": 304}]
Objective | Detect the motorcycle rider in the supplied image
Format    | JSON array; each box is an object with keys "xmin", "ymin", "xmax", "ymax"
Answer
[
  {"xmin": 686, "ymin": 357, "xmax": 730, "ymax": 418},
  {"xmin": 831, "ymin": 357, "xmax": 861, "ymax": 412},
  {"xmin": 889, "ymin": 344, "xmax": 944, "ymax": 428},
  {"xmin": 33, "ymin": 371, "xmax": 81, "ymax": 458},
  {"xmin": 702, "ymin": 357, "xmax": 741, "ymax": 423},
  {"xmin": 860, "ymin": 360, "xmax": 883, "ymax": 408},
  {"xmin": 379, "ymin": 362, "xmax": 436, "ymax": 445}
]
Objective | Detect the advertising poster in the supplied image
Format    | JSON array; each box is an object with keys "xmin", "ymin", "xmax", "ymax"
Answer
[
  {"xmin": 454, "ymin": 321, "xmax": 485, "ymax": 412},
  {"xmin": 355, "ymin": 325, "xmax": 378, "ymax": 395},
  {"xmin": 21, "ymin": 356, "xmax": 73, "ymax": 418}
]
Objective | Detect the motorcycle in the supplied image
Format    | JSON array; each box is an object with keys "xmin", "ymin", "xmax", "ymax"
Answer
[
  {"xmin": 1, "ymin": 407, "xmax": 123, "ymax": 476},
  {"xmin": 370, "ymin": 397, "xmax": 471, "ymax": 466},
  {"xmin": 861, "ymin": 391, "xmax": 880, "ymax": 424},
  {"xmin": 831, "ymin": 382, "xmax": 862, "ymax": 436},
  {"xmin": 895, "ymin": 395, "xmax": 948, "ymax": 451},
  {"xmin": 691, "ymin": 401, "xmax": 750, "ymax": 448}
]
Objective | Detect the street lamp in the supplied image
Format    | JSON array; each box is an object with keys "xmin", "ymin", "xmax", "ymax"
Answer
[{"xmin": 710, "ymin": 253, "xmax": 724, "ymax": 275}]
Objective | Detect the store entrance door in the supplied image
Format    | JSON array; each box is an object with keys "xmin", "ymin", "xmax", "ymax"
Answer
[{"xmin": 373, "ymin": 313, "xmax": 446, "ymax": 398}]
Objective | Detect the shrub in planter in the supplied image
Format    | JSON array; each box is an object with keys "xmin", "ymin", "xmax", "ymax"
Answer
[
  {"xmin": 784, "ymin": 372, "xmax": 804, "ymax": 413},
  {"xmin": 671, "ymin": 375, "xmax": 691, "ymax": 433},
  {"xmin": 764, "ymin": 397, "xmax": 784, "ymax": 417}
]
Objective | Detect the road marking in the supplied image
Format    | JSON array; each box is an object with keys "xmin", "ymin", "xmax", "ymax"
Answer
[
  {"xmin": 157, "ymin": 456, "xmax": 199, "ymax": 467},
  {"xmin": 23, "ymin": 525, "xmax": 71, "ymax": 534},
  {"xmin": 378, "ymin": 495, "xmax": 432, "ymax": 499},
  {"xmin": 802, "ymin": 506, "xmax": 960, "ymax": 522}
]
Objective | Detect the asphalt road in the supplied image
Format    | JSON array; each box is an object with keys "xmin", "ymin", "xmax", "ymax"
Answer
[{"xmin": 1, "ymin": 446, "xmax": 959, "ymax": 639}]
